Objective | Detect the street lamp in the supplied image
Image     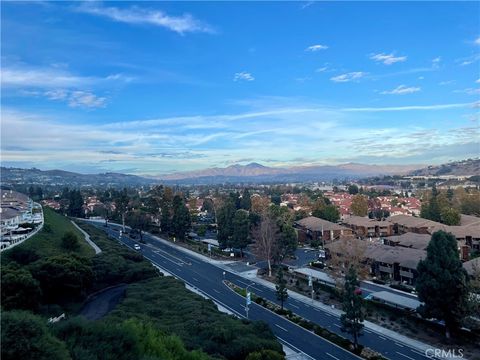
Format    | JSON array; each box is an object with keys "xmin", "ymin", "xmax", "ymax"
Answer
[{"xmin": 245, "ymin": 283, "xmax": 255, "ymax": 319}]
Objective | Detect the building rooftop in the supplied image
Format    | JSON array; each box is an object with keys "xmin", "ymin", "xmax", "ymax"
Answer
[
  {"xmin": 295, "ymin": 216, "xmax": 349, "ymax": 232},
  {"xmin": 343, "ymin": 215, "xmax": 390, "ymax": 228},
  {"xmin": 369, "ymin": 290, "xmax": 421, "ymax": 311},
  {"xmin": 384, "ymin": 232, "xmax": 432, "ymax": 250}
]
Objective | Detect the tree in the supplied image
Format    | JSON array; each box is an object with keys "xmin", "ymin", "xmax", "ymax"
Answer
[
  {"xmin": 350, "ymin": 195, "xmax": 368, "ymax": 217},
  {"xmin": 217, "ymin": 199, "xmax": 236, "ymax": 248},
  {"xmin": 270, "ymin": 194, "xmax": 281, "ymax": 206},
  {"xmin": 348, "ymin": 184, "xmax": 359, "ymax": 195},
  {"xmin": 201, "ymin": 198, "xmax": 215, "ymax": 216},
  {"xmin": 128, "ymin": 210, "xmax": 149, "ymax": 242},
  {"xmin": 172, "ymin": 195, "xmax": 191, "ymax": 241},
  {"xmin": 274, "ymin": 223, "xmax": 297, "ymax": 263},
  {"xmin": 416, "ymin": 231, "xmax": 470, "ymax": 339},
  {"xmin": 275, "ymin": 267, "xmax": 288, "ymax": 310},
  {"xmin": 252, "ymin": 211, "xmax": 279, "ymax": 277},
  {"xmin": 340, "ymin": 267, "xmax": 364, "ymax": 351},
  {"xmin": 313, "ymin": 204, "xmax": 340, "ymax": 223},
  {"xmin": 160, "ymin": 188, "xmax": 174, "ymax": 231},
  {"xmin": 61, "ymin": 231, "xmax": 80, "ymax": 251},
  {"xmin": 328, "ymin": 237, "xmax": 368, "ymax": 288},
  {"xmin": 33, "ymin": 254, "xmax": 94, "ymax": 303},
  {"xmin": 232, "ymin": 209, "xmax": 250, "ymax": 256},
  {"xmin": 1, "ymin": 311, "xmax": 70, "ymax": 360},
  {"xmin": 440, "ymin": 207, "xmax": 461, "ymax": 226},
  {"xmin": 1, "ymin": 266, "xmax": 42, "ymax": 311},
  {"xmin": 240, "ymin": 188, "xmax": 252, "ymax": 210}
]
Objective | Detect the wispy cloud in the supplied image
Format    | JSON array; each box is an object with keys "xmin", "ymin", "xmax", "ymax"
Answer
[
  {"xmin": 439, "ymin": 80, "xmax": 456, "ymax": 86},
  {"xmin": 76, "ymin": 3, "xmax": 214, "ymax": 34},
  {"xmin": 343, "ymin": 103, "xmax": 473, "ymax": 112},
  {"xmin": 301, "ymin": 1, "xmax": 314, "ymax": 10},
  {"xmin": 68, "ymin": 91, "xmax": 107, "ymax": 108},
  {"xmin": 305, "ymin": 44, "xmax": 328, "ymax": 52},
  {"xmin": 381, "ymin": 85, "xmax": 421, "ymax": 95},
  {"xmin": 330, "ymin": 72, "xmax": 366, "ymax": 83},
  {"xmin": 456, "ymin": 53, "xmax": 480, "ymax": 66},
  {"xmin": 475, "ymin": 36, "xmax": 480, "ymax": 45},
  {"xmin": 454, "ymin": 88, "xmax": 480, "ymax": 95},
  {"xmin": 1, "ymin": 65, "xmax": 130, "ymax": 88},
  {"xmin": 233, "ymin": 72, "xmax": 255, "ymax": 82},
  {"xmin": 370, "ymin": 53, "xmax": 407, "ymax": 65}
]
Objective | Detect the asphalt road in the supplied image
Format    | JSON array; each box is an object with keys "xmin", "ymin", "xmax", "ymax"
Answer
[
  {"xmin": 80, "ymin": 284, "xmax": 126, "ymax": 320},
  {"xmin": 89, "ymin": 221, "xmax": 430, "ymax": 360}
]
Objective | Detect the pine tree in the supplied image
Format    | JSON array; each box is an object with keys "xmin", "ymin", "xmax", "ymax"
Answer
[
  {"xmin": 232, "ymin": 209, "xmax": 250, "ymax": 257},
  {"xmin": 172, "ymin": 195, "xmax": 191, "ymax": 241},
  {"xmin": 340, "ymin": 266, "xmax": 364, "ymax": 351},
  {"xmin": 416, "ymin": 231, "xmax": 470, "ymax": 339},
  {"xmin": 275, "ymin": 267, "xmax": 288, "ymax": 310}
]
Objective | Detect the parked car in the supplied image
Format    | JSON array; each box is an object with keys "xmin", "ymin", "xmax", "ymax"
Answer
[{"xmin": 134, "ymin": 244, "xmax": 141, "ymax": 251}]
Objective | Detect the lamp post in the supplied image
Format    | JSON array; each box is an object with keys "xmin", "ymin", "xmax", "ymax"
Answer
[{"xmin": 245, "ymin": 283, "xmax": 254, "ymax": 319}]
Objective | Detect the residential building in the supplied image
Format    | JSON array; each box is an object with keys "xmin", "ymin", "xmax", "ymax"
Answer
[
  {"xmin": 294, "ymin": 216, "xmax": 353, "ymax": 244},
  {"xmin": 342, "ymin": 216, "xmax": 393, "ymax": 238}
]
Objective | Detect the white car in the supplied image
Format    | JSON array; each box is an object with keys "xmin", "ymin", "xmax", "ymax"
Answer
[{"xmin": 133, "ymin": 244, "xmax": 141, "ymax": 251}]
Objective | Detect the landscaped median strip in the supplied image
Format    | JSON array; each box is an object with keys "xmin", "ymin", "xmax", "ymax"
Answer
[{"xmin": 224, "ymin": 280, "xmax": 388, "ymax": 360}]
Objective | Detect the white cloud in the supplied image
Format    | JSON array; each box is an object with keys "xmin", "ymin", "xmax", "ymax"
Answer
[
  {"xmin": 475, "ymin": 37, "xmax": 480, "ymax": 45},
  {"xmin": 439, "ymin": 80, "xmax": 455, "ymax": 86},
  {"xmin": 454, "ymin": 88, "xmax": 480, "ymax": 95},
  {"xmin": 68, "ymin": 91, "xmax": 107, "ymax": 108},
  {"xmin": 233, "ymin": 72, "xmax": 255, "ymax": 82},
  {"xmin": 1, "ymin": 66, "xmax": 128, "ymax": 89},
  {"xmin": 330, "ymin": 72, "xmax": 366, "ymax": 83},
  {"xmin": 381, "ymin": 85, "xmax": 421, "ymax": 95},
  {"xmin": 476, "ymin": 79, "xmax": 480, "ymax": 84},
  {"xmin": 305, "ymin": 44, "xmax": 328, "ymax": 52},
  {"xmin": 315, "ymin": 67, "xmax": 329, "ymax": 73},
  {"xmin": 370, "ymin": 53, "xmax": 407, "ymax": 65},
  {"xmin": 76, "ymin": 3, "xmax": 214, "ymax": 34}
]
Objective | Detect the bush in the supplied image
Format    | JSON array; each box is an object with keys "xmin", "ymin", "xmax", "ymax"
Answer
[
  {"xmin": 61, "ymin": 231, "xmax": 80, "ymax": 251},
  {"xmin": 4, "ymin": 247, "xmax": 39, "ymax": 265},
  {"xmin": 1, "ymin": 265, "xmax": 42, "ymax": 311},
  {"xmin": 1, "ymin": 311, "xmax": 70, "ymax": 360},
  {"xmin": 246, "ymin": 349, "xmax": 285, "ymax": 360},
  {"xmin": 32, "ymin": 254, "xmax": 94, "ymax": 303}
]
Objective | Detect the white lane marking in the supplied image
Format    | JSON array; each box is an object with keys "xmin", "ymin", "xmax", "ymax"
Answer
[
  {"xmin": 396, "ymin": 351, "xmax": 415, "ymax": 360},
  {"xmin": 395, "ymin": 342, "xmax": 405, "ymax": 348},
  {"xmin": 364, "ymin": 329, "xmax": 372, "ymax": 333},
  {"xmin": 290, "ymin": 304, "xmax": 300, "ymax": 309},
  {"xmin": 275, "ymin": 324, "xmax": 288, "ymax": 332},
  {"xmin": 324, "ymin": 313, "xmax": 334, "ymax": 317},
  {"xmin": 333, "ymin": 323, "xmax": 341, "ymax": 328},
  {"xmin": 192, "ymin": 277, "xmax": 199, "ymax": 282},
  {"xmin": 213, "ymin": 289, "xmax": 221, "ymax": 294},
  {"xmin": 409, "ymin": 349, "xmax": 425, "ymax": 356},
  {"xmin": 326, "ymin": 353, "xmax": 340, "ymax": 360},
  {"xmin": 379, "ymin": 336, "xmax": 387, "ymax": 340}
]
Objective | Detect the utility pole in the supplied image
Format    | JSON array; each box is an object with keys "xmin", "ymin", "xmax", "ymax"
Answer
[{"xmin": 308, "ymin": 273, "xmax": 314, "ymax": 303}]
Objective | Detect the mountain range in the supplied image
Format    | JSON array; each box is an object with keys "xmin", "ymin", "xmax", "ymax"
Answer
[
  {"xmin": 154, "ymin": 162, "xmax": 422, "ymax": 184},
  {"xmin": 2, "ymin": 159, "xmax": 477, "ymax": 187}
]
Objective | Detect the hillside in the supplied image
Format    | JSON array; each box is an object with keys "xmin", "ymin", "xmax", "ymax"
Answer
[
  {"xmin": 1, "ymin": 167, "xmax": 157, "ymax": 188},
  {"xmin": 409, "ymin": 158, "xmax": 479, "ymax": 177}
]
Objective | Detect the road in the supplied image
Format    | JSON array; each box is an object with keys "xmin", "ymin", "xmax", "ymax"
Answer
[{"xmin": 88, "ymin": 221, "xmax": 429, "ymax": 360}]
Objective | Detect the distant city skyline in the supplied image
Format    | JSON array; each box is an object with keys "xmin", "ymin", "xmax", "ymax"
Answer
[{"xmin": 1, "ymin": 1, "xmax": 479, "ymax": 175}]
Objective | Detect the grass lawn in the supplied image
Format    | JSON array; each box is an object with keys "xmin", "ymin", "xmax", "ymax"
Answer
[{"xmin": 4, "ymin": 207, "xmax": 95, "ymax": 260}]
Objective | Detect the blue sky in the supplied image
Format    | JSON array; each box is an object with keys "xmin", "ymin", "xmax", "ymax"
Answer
[{"xmin": 1, "ymin": 1, "xmax": 479, "ymax": 175}]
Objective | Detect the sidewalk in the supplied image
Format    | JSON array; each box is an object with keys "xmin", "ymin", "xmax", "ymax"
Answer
[{"xmin": 71, "ymin": 220, "xmax": 102, "ymax": 254}]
